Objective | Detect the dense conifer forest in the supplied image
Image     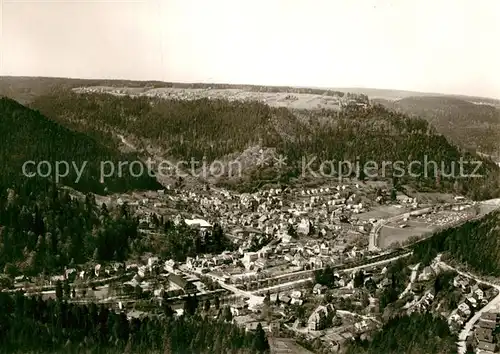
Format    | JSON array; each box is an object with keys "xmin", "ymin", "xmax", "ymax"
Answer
[
  {"xmin": 0, "ymin": 97, "xmax": 161, "ymax": 194},
  {"xmin": 0, "ymin": 291, "xmax": 269, "ymax": 353},
  {"xmin": 0, "ymin": 181, "xmax": 136, "ymax": 275},
  {"xmin": 30, "ymin": 91, "xmax": 500, "ymax": 199},
  {"xmin": 376, "ymin": 96, "xmax": 500, "ymax": 157},
  {"xmin": 0, "ymin": 180, "xmax": 232, "ymax": 277},
  {"xmin": 346, "ymin": 313, "xmax": 456, "ymax": 354},
  {"xmin": 413, "ymin": 210, "xmax": 500, "ymax": 275}
]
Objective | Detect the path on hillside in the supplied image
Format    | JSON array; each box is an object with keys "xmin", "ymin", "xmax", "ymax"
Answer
[
  {"xmin": 117, "ymin": 134, "xmax": 137, "ymax": 150},
  {"xmin": 399, "ymin": 263, "xmax": 420, "ymax": 299}
]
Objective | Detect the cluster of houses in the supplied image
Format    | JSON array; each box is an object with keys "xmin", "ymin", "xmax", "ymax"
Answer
[
  {"xmin": 416, "ymin": 207, "xmax": 474, "ymax": 227},
  {"xmin": 237, "ymin": 241, "xmax": 366, "ymax": 272},
  {"xmin": 114, "ymin": 182, "xmax": 465, "ymax": 288},
  {"xmin": 128, "ymin": 182, "xmax": 377, "ymax": 250},
  {"xmin": 469, "ymin": 312, "xmax": 499, "ymax": 353},
  {"xmin": 308, "ymin": 303, "xmax": 337, "ymax": 331},
  {"xmin": 185, "ymin": 251, "xmax": 237, "ymax": 270},
  {"xmin": 106, "ymin": 183, "xmax": 397, "ymax": 296},
  {"xmin": 448, "ymin": 275, "xmax": 497, "ymax": 329}
]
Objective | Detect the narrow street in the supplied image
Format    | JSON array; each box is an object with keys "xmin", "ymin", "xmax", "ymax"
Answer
[{"xmin": 437, "ymin": 260, "xmax": 500, "ymax": 354}]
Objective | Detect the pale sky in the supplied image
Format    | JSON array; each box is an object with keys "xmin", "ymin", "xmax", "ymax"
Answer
[{"xmin": 1, "ymin": 0, "xmax": 499, "ymax": 98}]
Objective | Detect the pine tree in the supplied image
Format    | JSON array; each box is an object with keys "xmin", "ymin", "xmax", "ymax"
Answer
[
  {"xmin": 213, "ymin": 335, "xmax": 223, "ymax": 354},
  {"xmin": 163, "ymin": 335, "xmax": 173, "ymax": 354},
  {"xmin": 63, "ymin": 280, "xmax": 71, "ymax": 299},
  {"xmin": 391, "ymin": 188, "xmax": 397, "ymax": 201},
  {"xmin": 264, "ymin": 291, "xmax": 271, "ymax": 306},
  {"xmin": 55, "ymin": 280, "xmax": 63, "ymax": 301},
  {"xmin": 252, "ymin": 323, "xmax": 269, "ymax": 353},
  {"xmin": 223, "ymin": 306, "xmax": 233, "ymax": 322}
]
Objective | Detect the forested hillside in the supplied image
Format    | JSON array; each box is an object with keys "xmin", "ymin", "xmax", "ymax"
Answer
[
  {"xmin": 0, "ymin": 97, "xmax": 161, "ymax": 194},
  {"xmin": 0, "ymin": 183, "xmax": 137, "ymax": 275},
  {"xmin": 375, "ymin": 96, "xmax": 500, "ymax": 157},
  {"xmin": 346, "ymin": 313, "xmax": 456, "ymax": 354},
  {"xmin": 30, "ymin": 90, "xmax": 500, "ymax": 199},
  {"xmin": 0, "ymin": 179, "xmax": 233, "ymax": 276},
  {"xmin": 0, "ymin": 291, "xmax": 269, "ymax": 353},
  {"xmin": 413, "ymin": 209, "xmax": 500, "ymax": 275}
]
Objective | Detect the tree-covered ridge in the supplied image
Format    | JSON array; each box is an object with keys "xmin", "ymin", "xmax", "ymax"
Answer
[
  {"xmin": 31, "ymin": 91, "xmax": 307, "ymax": 161},
  {"xmin": 346, "ymin": 313, "xmax": 456, "ymax": 354},
  {"xmin": 376, "ymin": 95, "xmax": 500, "ymax": 157},
  {"xmin": 0, "ymin": 291, "xmax": 269, "ymax": 353},
  {"xmin": 0, "ymin": 97, "xmax": 161, "ymax": 194},
  {"xmin": 412, "ymin": 210, "xmax": 500, "ymax": 275},
  {"xmin": 31, "ymin": 91, "xmax": 500, "ymax": 199},
  {"xmin": 0, "ymin": 76, "xmax": 364, "ymax": 104}
]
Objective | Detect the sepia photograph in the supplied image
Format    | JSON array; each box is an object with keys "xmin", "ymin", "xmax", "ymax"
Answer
[{"xmin": 0, "ymin": 0, "xmax": 499, "ymax": 353}]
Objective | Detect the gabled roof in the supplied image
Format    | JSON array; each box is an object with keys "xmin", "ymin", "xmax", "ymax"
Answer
[
  {"xmin": 481, "ymin": 312, "xmax": 498, "ymax": 321},
  {"xmin": 184, "ymin": 218, "xmax": 212, "ymax": 228}
]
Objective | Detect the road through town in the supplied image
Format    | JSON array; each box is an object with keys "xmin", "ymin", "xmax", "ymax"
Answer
[{"xmin": 251, "ymin": 252, "xmax": 412, "ymax": 295}]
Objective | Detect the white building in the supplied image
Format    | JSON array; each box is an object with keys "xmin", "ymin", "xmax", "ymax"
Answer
[{"xmin": 297, "ymin": 218, "xmax": 310, "ymax": 235}]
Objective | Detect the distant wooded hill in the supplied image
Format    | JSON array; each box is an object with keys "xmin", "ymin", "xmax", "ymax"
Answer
[
  {"xmin": 0, "ymin": 76, "xmax": 366, "ymax": 104},
  {"xmin": 2, "ymin": 76, "xmax": 499, "ymax": 198},
  {"xmin": 373, "ymin": 96, "xmax": 500, "ymax": 158},
  {"xmin": 28, "ymin": 90, "xmax": 500, "ymax": 200}
]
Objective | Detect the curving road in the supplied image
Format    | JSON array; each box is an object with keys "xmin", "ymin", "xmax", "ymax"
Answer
[
  {"xmin": 371, "ymin": 200, "xmax": 500, "ymax": 252},
  {"xmin": 369, "ymin": 208, "xmax": 419, "ymax": 251},
  {"xmin": 438, "ymin": 260, "xmax": 500, "ymax": 354}
]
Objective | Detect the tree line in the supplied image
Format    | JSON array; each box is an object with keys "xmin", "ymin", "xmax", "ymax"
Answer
[
  {"xmin": 0, "ymin": 291, "xmax": 270, "ymax": 353},
  {"xmin": 346, "ymin": 312, "xmax": 456, "ymax": 354},
  {"xmin": 412, "ymin": 209, "xmax": 500, "ymax": 275}
]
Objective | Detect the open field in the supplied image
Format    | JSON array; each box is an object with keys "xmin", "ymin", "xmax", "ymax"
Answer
[
  {"xmin": 378, "ymin": 208, "xmax": 476, "ymax": 248},
  {"xmin": 378, "ymin": 220, "xmax": 435, "ymax": 248},
  {"xmin": 2, "ymin": 76, "xmax": 498, "ymax": 104},
  {"xmin": 73, "ymin": 86, "xmax": 348, "ymax": 111},
  {"xmin": 357, "ymin": 205, "xmax": 409, "ymax": 220}
]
